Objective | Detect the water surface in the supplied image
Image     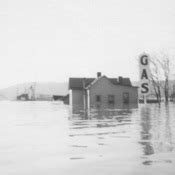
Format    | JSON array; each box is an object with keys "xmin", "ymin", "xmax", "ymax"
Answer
[{"xmin": 0, "ymin": 102, "xmax": 175, "ymax": 175}]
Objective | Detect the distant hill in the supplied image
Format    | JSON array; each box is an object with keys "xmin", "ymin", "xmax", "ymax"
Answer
[{"xmin": 0, "ymin": 82, "xmax": 68, "ymax": 100}]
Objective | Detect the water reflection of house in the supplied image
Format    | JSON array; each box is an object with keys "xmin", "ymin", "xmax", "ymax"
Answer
[{"xmin": 67, "ymin": 72, "xmax": 138, "ymax": 112}]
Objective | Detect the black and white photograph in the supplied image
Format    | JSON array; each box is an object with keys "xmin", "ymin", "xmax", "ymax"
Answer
[{"xmin": 1, "ymin": 0, "xmax": 175, "ymax": 174}]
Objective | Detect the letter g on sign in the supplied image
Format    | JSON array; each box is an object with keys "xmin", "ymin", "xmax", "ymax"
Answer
[{"xmin": 140, "ymin": 55, "xmax": 148, "ymax": 65}]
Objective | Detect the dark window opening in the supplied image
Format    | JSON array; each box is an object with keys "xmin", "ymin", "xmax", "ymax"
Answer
[
  {"xmin": 108, "ymin": 95, "xmax": 115, "ymax": 105},
  {"xmin": 96, "ymin": 95, "xmax": 101, "ymax": 102},
  {"xmin": 123, "ymin": 92, "xmax": 129, "ymax": 104}
]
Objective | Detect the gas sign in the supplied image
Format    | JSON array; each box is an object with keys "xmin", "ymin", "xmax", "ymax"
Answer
[{"xmin": 139, "ymin": 54, "xmax": 150, "ymax": 95}]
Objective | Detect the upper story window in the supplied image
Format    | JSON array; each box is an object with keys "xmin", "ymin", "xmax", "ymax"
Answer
[
  {"xmin": 96, "ymin": 95, "xmax": 101, "ymax": 102},
  {"xmin": 108, "ymin": 95, "xmax": 115, "ymax": 105}
]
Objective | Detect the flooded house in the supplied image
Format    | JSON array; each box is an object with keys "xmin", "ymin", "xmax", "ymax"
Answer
[{"xmin": 68, "ymin": 72, "xmax": 138, "ymax": 112}]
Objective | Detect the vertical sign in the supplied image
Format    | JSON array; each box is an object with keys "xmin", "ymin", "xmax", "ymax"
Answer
[{"xmin": 139, "ymin": 54, "xmax": 150, "ymax": 97}]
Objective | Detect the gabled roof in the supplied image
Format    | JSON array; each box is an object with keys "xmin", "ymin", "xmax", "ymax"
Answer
[{"xmin": 69, "ymin": 76, "xmax": 133, "ymax": 90}]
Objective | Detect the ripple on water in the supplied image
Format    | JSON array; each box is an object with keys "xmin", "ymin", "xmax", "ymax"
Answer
[{"xmin": 0, "ymin": 102, "xmax": 175, "ymax": 175}]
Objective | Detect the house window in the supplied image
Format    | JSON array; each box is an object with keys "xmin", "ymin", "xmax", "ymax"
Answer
[
  {"xmin": 108, "ymin": 95, "xmax": 115, "ymax": 105},
  {"xmin": 123, "ymin": 92, "xmax": 129, "ymax": 104},
  {"xmin": 96, "ymin": 95, "xmax": 101, "ymax": 102}
]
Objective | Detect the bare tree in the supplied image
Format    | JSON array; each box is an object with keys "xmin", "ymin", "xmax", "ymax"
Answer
[
  {"xmin": 150, "ymin": 57, "xmax": 162, "ymax": 103},
  {"xmin": 149, "ymin": 51, "xmax": 174, "ymax": 103},
  {"xmin": 157, "ymin": 54, "xmax": 170, "ymax": 103}
]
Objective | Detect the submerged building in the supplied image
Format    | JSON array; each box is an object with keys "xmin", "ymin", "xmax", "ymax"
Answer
[{"xmin": 68, "ymin": 72, "xmax": 138, "ymax": 112}]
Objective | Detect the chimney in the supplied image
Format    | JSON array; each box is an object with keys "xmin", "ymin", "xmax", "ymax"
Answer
[{"xmin": 97, "ymin": 72, "xmax": 102, "ymax": 78}]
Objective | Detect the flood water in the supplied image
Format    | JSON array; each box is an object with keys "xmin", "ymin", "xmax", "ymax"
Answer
[{"xmin": 0, "ymin": 102, "xmax": 175, "ymax": 175}]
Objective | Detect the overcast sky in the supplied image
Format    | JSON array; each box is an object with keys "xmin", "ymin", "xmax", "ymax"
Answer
[{"xmin": 1, "ymin": 0, "xmax": 175, "ymax": 89}]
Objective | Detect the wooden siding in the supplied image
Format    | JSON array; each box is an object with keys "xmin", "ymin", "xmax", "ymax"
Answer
[
  {"xmin": 89, "ymin": 76, "xmax": 138, "ymax": 109},
  {"xmin": 72, "ymin": 89, "xmax": 84, "ymax": 111}
]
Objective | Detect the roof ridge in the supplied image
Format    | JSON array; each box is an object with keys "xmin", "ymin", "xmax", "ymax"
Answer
[{"xmin": 69, "ymin": 76, "xmax": 133, "ymax": 90}]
